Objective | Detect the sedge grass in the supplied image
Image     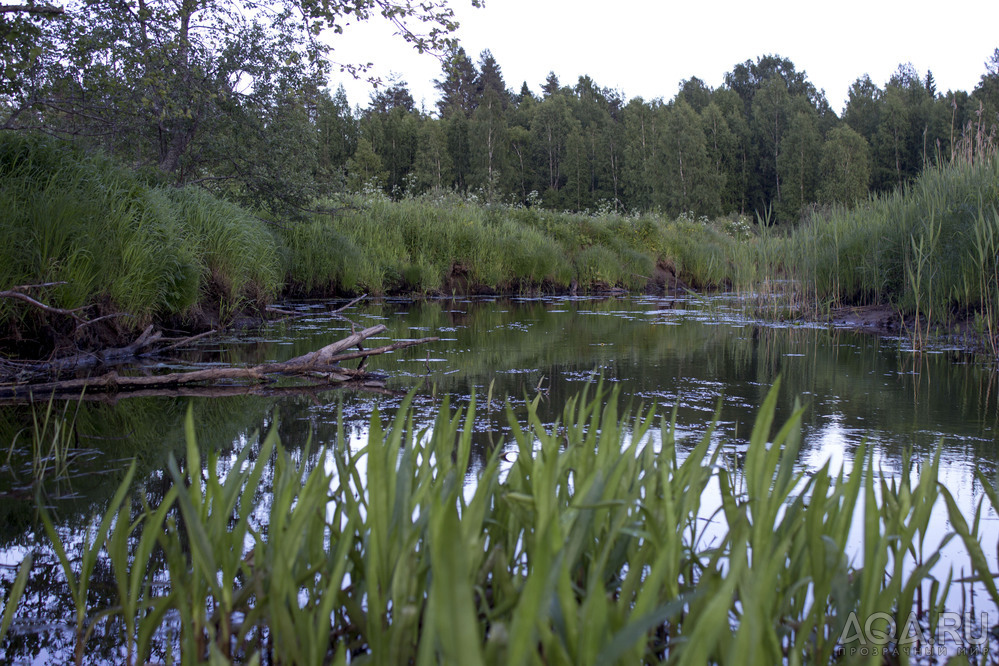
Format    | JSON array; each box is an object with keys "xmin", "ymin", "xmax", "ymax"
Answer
[
  {"xmin": 0, "ymin": 134, "xmax": 279, "ymax": 338},
  {"xmin": 763, "ymin": 157, "xmax": 999, "ymax": 350},
  {"xmin": 285, "ymin": 192, "xmax": 753, "ymax": 295},
  {"xmin": 0, "ymin": 382, "xmax": 982, "ymax": 664}
]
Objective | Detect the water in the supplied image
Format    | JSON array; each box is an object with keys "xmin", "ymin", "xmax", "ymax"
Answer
[{"xmin": 2, "ymin": 293, "xmax": 999, "ymax": 662}]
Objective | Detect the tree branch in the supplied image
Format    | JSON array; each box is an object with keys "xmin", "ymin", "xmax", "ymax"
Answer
[{"xmin": 0, "ymin": 4, "xmax": 64, "ymax": 16}]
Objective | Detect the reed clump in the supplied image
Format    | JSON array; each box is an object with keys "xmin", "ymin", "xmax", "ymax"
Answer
[
  {"xmin": 0, "ymin": 134, "xmax": 282, "ymax": 344},
  {"xmin": 762, "ymin": 158, "xmax": 999, "ymax": 346},
  {"xmin": 1, "ymin": 382, "xmax": 977, "ymax": 664},
  {"xmin": 1, "ymin": 133, "xmax": 759, "ymax": 349},
  {"xmin": 283, "ymin": 192, "xmax": 753, "ymax": 295}
]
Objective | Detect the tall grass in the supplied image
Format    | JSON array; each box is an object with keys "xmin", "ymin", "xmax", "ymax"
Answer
[
  {"xmin": 765, "ymin": 158, "xmax": 999, "ymax": 344},
  {"xmin": 2, "ymin": 383, "xmax": 976, "ymax": 664},
  {"xmin": 0, "ymin": 135, "xmax": 200, "ymax": 325},
  {"xmin": 167, "ymin": 187, "xmax": 283, "ymax": 306},
  {"xmin": 0, "ymin": 134, "xmax": 281, "ymax": 339},
  {"xmin": 281, "ymin": 192, "xmax": 754, "ymax": 295}
]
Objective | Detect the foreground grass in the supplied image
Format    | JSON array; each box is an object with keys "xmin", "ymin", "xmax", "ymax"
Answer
[{"xmin": 2, "ymin": 383, "xmax": 994, "ymax": 664}]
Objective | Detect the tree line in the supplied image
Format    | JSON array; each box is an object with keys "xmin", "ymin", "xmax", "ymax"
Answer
[
  {"xmin": 2, "ymin": 1, "xmax": 998, "ymax": 222},
  {"xmin": 347, "ymin": 48, "xmax": 999, "ymax": 222}
]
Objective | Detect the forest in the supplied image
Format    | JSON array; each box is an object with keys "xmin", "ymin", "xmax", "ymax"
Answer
[{"xmin": 2, "ymin": 0, "xmax": 998, "ymax": 224}]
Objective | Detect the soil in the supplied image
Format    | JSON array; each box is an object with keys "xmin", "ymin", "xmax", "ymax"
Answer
[
  {"xmin": 823, "ymin": 305, "xmax": 902, "ymax": 335},
  {"xmin": 819, "ymin": 303, "xmax": 998, "ymax": 356},
  {"xmin": 646, "ymin": 260, "xmax": 690, "ymax": 294}
]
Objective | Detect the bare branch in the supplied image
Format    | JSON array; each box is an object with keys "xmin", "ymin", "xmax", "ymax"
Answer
[
  {"xmin": 0, "ymin": 4, "xmax": 64, "ymax": 16},
  {"xmin": 0, "ymin": 289, "xmax": 90, "ymax": 323}
]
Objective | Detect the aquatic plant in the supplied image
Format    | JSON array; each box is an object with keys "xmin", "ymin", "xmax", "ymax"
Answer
[
  {"xmin": 762, "ymin": 157, "xmax": 999, "ymax": 349},
  {"xmin": 281, "ymin": 193, "xmax": 754, "ymax": 296},
  {"xmin": 0, "ymin": 133, "xmax": 282, "ymax": 341},
  {"xmin": 0, "ymin": 382, "xmax": 976, "ymax": 664}
]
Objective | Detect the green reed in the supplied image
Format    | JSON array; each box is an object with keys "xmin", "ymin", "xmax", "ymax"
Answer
[
  {"xmin": 1, "ymin": 381, "xmax": 980, "ymax": 664},
  {"xmin": 0, "ymin": 134, "xmax": 280, "ymax": 339},
  {"xmin": 284, "ymin": 192, "xmax": 753, "ymax": 296},
  {"xmin": 761, "ymin": 158, "xmax": 999, "ymax": 351}
]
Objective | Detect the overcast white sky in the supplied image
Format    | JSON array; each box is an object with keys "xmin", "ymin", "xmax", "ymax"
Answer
[{"xmin": 326, "ymin": 0, "xmax": 999, "ymax": 115}]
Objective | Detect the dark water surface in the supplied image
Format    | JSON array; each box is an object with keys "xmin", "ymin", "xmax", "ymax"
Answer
[{"xmin": 3, "ymin": 294, "xmax": 999, "ymax": 661}]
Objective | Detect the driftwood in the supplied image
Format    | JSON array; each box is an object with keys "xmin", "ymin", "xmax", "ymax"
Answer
[
  {"xmin": 3, "ymin": 325, "xmax": 216, "ymax": 380},
  {"xmin": 0, "ymin": 379, "xmax": 404, "ymax": 406},
  {"xmin": 0, "ymin": 287, "xmax": 91, "ymax": 323},
  {"xmin": 0, "ymin": 325, "xmax": 439, "ymax": 399},
  {"xmin": 265, "ymin": 294, "xmax": 368, "ymax": 321}
]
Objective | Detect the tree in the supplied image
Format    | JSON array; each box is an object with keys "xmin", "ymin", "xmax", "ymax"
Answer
[
  {"xmin": 973, "ymin": 48, "xmax": 999, "ymax": 138},
  {"xmin": 700, "ymin": 101, "xmax": 735, "ymax": 212},
  {"xmin": 346, "ymin": 136, "xmax": 387, "ymax": 191},
  {"xmin": 621, "ymin": 98, "xmax": 663, "ymax": 211},
  {"xmin": 724, "ymin": 54, "xmax": 821, "ymax": 114},
  {"xmin": 541, "ymin": 71, "xmax": 561, "ymax": 97},
  {"xmin": 0, "ymin": 2, "xmax": 63, "ymax": 96},
  {"xmin": 369, "ymin": 78, "xmax": 416, "ymax": 114},
  {"xmin": 751, "ymin": 76, "xmax": 791, "ymax": 212},
  {"xmin": 444, "ymin": 111, "xmax": 471, "ymax": 190},
  {"xmin": 867, "ymin": 64, "xmax": 931, "ymax": 190},
  {"xmin": 818, "ymin": 126, "xmax": 870, "ymax": 205},
  {"xmin": 362, "ymin": 100, "xmax": 419, "ymax": 196},
  {"xmin": 777, "ymin": 100, "xmax": 822, "ymax": 220},
  {"xmin": 531, "ymin": 94, "xmax": 576, "ymax": 197},
  {"xmin": 469, "ymin": 86, "xmax": 508, "ymax": 197},
  {"xmin": 412, "ymin": 119, "xmax": 453, "ymax": 191},
  {"xmin": 844, "ymin": 75, "xmax": 881, "ymax": 141},
  {"xmin": 661, "ymin": 100, "xmax": 719, "ymax": 216},
  {"xmin": 677, "ymin": 77, "xmax": 712, "ymax": 113},
  {"xmin": 475, "ymin": 49, "xmax": 509, "ymax": 108},
  {"xmin": 434, "ymin": 45, "xmax": 478, "ymax": 117},
  {"xmin": 4, "ymin": 0, "xmax": 475, "ymax": 213},
  {"xmin": 315, "ymin": 85, "xmax": 359, "ymax": 189},
  {"xmin": 516, "ymin": 81, "xmax": 535, "ymax": 105}
]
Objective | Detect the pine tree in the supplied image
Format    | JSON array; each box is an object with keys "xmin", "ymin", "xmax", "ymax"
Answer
[{"xmin": 435, "ymin": 46, "xmax": 479, "ymax": 117}]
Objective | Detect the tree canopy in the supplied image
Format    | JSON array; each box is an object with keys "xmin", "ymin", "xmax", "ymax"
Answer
[
  {"xmin": 1, "ymin": 0, "xmax": 477, "ymax": 215},
  {"xmin": 3, "ymin": 20, "xmax": 997, "ymax": 224}
]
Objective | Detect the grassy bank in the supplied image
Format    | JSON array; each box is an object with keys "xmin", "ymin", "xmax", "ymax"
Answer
[
  {"xmin": 762, "ymin": 158, "xmax": 999, "ymax": 347},
  {"xmin": 283, "ymin": 193, "xmax": 754, "ymax": 295},
  {"xmin": 0, "ymin": 134, "xmax": 283, "ymax": 351},
  {"xmin": 7, "ymin": 130, "xmax": 999, "ymax": 357},
  {"xmin": 2, "ymin": 383, "xmax": 990, "ymax": 664},
  {"xmin": 0, "ymin": 133, "xmax": 754, "ymax": 355}
]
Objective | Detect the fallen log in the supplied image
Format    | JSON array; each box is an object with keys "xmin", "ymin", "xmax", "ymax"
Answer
[
  {"xmin": 0, "ymin": 378, "xmax": 403, "ymax": 406},
  {"xmin": 0, "ymin": 324, "xmax": 438, "ymax": 399},
  {"xmin": 3, "ymin": 326, "xmax": 217, "ymax": 381}
]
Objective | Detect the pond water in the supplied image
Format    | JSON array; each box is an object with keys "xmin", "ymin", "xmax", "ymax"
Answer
[{"xmin": 2, "ymin": 293, "xmax": 999, "ymax": 661}]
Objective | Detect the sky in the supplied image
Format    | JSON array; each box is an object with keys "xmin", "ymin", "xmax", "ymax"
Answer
[{"xmin": 326, "ymin": 0, "xmax": 999, "ymax": 116}]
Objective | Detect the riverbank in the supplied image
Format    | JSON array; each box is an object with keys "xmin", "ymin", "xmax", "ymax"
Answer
[
  {"xmin": 0, "ymin": 133, "xmax": 752, "ymax": 360},
  {"xmin": 4, "ymin": 131, "xmax": 999, "ymax": 361},
  {"xmin": 760, "ymin": 157, "xmax": 999, "ymax": 353}
]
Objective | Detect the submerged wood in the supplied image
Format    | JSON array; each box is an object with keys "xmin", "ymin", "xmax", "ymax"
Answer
[
  {"xmin": 0, "ymin": 324, "xmax": 439, "ymax": 399},
  {"xmin": 0, "ymin": 378, "xmax": 403, "ymax": 405},
  {"xmin": 2, "ymin": 326, "xmax": 218, "ymax": 381}
]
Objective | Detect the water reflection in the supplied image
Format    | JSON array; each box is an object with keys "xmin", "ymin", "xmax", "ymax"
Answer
[{"xmin": 2, "ymin": 294, "xmax": 999, "ymax": 661}]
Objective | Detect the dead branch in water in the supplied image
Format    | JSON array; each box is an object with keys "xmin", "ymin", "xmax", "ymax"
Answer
[
  {"xmin": 0, "ymin": 288, "xmax": 92, "ymax": 323},
  {"xmin": 0, "ymin": 324, "xmax": 438, "ymax": 399},
  {"xmin": 0, "ymin": 378, "xmax": 403, "ymax": 406},
  {"xmin": 265, "ymin": 294, "xmax": 368, "ymax": 321}
]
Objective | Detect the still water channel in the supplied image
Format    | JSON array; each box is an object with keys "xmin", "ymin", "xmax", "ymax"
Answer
[{"xmin": 2, "ymin": 293, "xmax": 999, "ymax": 661}]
